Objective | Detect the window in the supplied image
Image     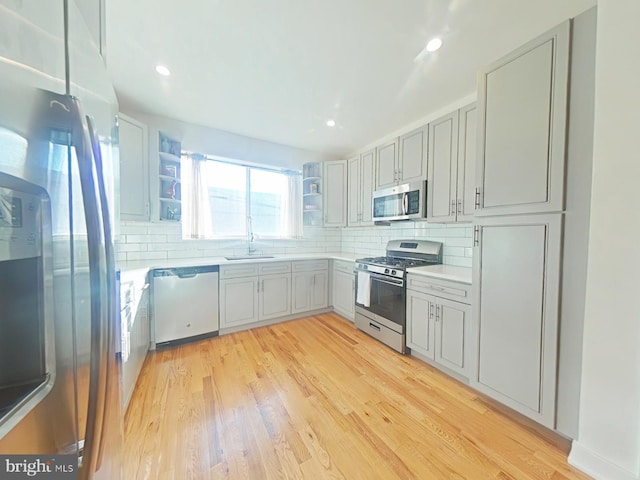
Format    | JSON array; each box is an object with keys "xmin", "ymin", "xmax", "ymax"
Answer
[{"xmin": 182, "ymin": 155, "xmax": 303, "ymax": 240}]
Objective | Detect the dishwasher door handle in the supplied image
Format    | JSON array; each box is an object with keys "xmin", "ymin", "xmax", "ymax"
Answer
[{"xmin": 177, "ymin": 272, "xmax": 198, "ymax": 279}]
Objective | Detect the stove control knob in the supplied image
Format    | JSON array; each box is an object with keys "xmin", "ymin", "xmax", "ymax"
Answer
[
  {"xmin": 391, "ymin": 270, "xmax": 397, "ymax": 276},
  {"xmin": 384, "ymin": 268, "xmax": 390, "ymax": 274},
  {"xmin": 363, "ymin": 265, "xmax": 368, "ymax": 270}
]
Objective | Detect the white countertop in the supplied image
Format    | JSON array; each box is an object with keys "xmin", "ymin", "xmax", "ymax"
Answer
[
  {"xmin": 119, "ymin": 253, "xmax": 472, "ymax": 284},
  {"xmin": 407, "ymin": 264, "xmax": 472, "ymax": 285},
  {"xmin": 118, "ymin": 252, "xmax": 360, "ymax": 274}
]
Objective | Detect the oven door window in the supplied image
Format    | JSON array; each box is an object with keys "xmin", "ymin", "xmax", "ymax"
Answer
[{"xmin": 363, "ymin": 276, "xmax": 405, "ymax": 326}]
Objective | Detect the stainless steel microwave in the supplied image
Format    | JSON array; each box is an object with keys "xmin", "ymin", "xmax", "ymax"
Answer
[{"xmin": 372, "ymin": 181, "xmax": 426, "ymax": 222}]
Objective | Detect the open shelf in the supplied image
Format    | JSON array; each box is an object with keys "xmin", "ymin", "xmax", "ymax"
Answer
[
  {"xmin": 302, "ymin": 162, "xmax": 323, "ymax": 226},
  {"xmin": 158, "ymin": 132, "xmax": 182, "ymax": 222}
]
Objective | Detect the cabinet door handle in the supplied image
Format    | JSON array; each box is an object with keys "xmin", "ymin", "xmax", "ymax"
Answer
[
  {"xmin": 451, "ymin": 199, "xmax": 456, "ymax": 216},
  {"xmin": 457, "ymin": 199, "xmax": 462, "ymax": 215},
  {"xmin": 473, "ymin": 225, "xmax": 480, "ymax": 247},
  {"xmin": 435, "ymin": 305, "xmax": 440, "ymax": 322},
  {"xmin": 429, "ymin": 303, "xmax": 434, "ymax": 319},
  {"xmin": 474, "ymin": 187, "xmax": 481, "ymax": 209}
]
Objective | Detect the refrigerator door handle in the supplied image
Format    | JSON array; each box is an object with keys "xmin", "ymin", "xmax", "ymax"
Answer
[
  {"xmin": 86, "ymin": 115, "xmax": 117, "ymax": 472},
  {"xmin": 68, "ymin": 98, "xmax": 109, "ymax": 480}
]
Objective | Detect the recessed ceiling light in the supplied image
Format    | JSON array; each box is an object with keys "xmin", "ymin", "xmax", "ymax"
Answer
[
  {"xmin": 326, "ymin": 119, "xmax": 336, "ymax": 127},
  {"xmin": 155, "ymin": 64, "xmax": 171, "ymax": 76},
  {"xmin": 425, "ymin": 38, "xmax": 443, "ymax": 52}
]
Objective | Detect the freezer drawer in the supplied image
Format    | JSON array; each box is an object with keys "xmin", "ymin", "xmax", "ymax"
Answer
[{"xmin": 152, "ymin": 266, "xmax": 219, "ymax": 345}]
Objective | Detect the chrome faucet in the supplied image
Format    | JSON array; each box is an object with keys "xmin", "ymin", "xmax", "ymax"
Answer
[{"xmin": 247, "ymin": 216, "xmax": 257, "ymax": 255}]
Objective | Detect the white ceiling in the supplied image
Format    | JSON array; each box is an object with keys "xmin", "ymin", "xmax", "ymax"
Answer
[{"xmin": 105, "ymin": 0, "xmax": 596, "ymax": 157}]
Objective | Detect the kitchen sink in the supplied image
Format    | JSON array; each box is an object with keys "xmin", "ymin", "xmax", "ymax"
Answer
[{"xmin": 224, "ymin": 255, "xmax": 275, "ymax": 260}]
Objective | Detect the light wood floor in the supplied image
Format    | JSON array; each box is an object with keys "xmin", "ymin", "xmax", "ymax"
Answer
[{"xmin": 124, "ymin": 313, "xmax": 592, "ymax": 480}]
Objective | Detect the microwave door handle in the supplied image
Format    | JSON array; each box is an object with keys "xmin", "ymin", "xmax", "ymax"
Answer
[
  {"xmin": 69, "ymin": 99, "xmax": 108, "ymax": 480},
  {"xmin": 86, "ymin": 115, "xmax": 116, "ymax": 471},
  {"xmin": 403, "ymin": 193, "xmax": 409, "ymax": 215}
]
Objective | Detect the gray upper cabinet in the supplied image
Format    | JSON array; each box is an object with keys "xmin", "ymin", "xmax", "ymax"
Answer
[
  {"xmin": 471, "ymin": 214, "xmax": 562, "ymax": 428},
  {"xmin": 73, "ymin": 0, "xmax": 106, "ymax": 57},
  {"xmin": 375, "ymin": 139, "xmax": 398, "ymax": 189},
  {"xmin": 323, "ymin": 160, "xmax": 347, "ymax": 227},
  {"xmin": 119, "ymin": 113, "xmax": 149, "ymax": 221},
  {"xmin": 348, "ymin": 150, "xmax": 375, "ymax": 226},
  {"xmin": 398, "ymin": 126, "xmax": 428, "ymax": 185},
  {"xmin": 476, "ymin": 21, "xmax": 570, "ymax": 216},
  {"xmin": 426, "ymin": 104, "xmax": 477, "ymax": 224},
  {"xmin": 427, "ymin": 110, "xmax": 459, "ymax": 222},
  {"xmin": 375, "ymin": 129, "xmax": 427, "ymax": 190},
  {"xmin": 347, "ymin": 156, "xmax": 360, "ymax": 226},
  {"xmin": 457, "ymin": 104, "xmax": 478, "ymax": 222}
]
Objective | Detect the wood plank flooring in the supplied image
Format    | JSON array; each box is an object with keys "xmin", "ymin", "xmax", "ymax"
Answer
[{"xmin": 124, "ymin": 313, "xmax": 592, "ymax": 480}]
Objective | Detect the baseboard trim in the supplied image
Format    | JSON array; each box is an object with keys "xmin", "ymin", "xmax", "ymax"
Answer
[
  {"xmin": 569, "ymin": 441, "xmax": 639, "ymax": 480},
  {"xmin": 220, "ymin": 307, "xmax": 333, "ymax": 335}
]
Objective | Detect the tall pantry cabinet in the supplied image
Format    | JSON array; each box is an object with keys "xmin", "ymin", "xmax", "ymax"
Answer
[{"xmin": 471, "ymin": 7, "xmax": 596, "ymax": 436}]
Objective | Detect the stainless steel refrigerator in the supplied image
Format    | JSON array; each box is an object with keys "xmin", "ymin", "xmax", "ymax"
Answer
[{"xmin": 0, "ymin": 1, "xmax": 122, "ymax": 479}]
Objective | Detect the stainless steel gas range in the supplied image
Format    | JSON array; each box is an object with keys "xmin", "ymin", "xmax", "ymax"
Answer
[{"xmin": 354, "ymin": 239, "xmax": 443, "ymax": 353}]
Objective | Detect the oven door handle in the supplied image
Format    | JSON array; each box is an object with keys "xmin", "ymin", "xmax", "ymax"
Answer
[{"xmin": 366, "ymin": 272, "xmax": 404, "ymax": 287}]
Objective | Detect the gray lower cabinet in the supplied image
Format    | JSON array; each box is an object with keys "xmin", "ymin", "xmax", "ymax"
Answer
[
  {"xmin": 259, "ymin": 274, "xmax": 291, "ymax": 320},
  {"xmin": 406, "ymin": 289, "xmax": 435, "ymax": 358},
  {"xmin": 406, "ymin": 275, "xmax": 471, "ymax": 378},
  {"xmin": 120, "ymin": 270, "xmax": 150, "ymax": 410},
  {"xmin": 220, "ymin": 262, "xmax": 293, "ymax": 328},
  {"xmin": 435, "ymin": 297, "xmax": 470, "ymax": 375},
  {"xmin": 219, "ymin": 277, "xmax": 260, "ymax": 328},
  {"xmin": 291, "ymin": 262, "xmax": 329, "ymax": 315},
  {"xmin": 471, "ymin": 214, "xmax": 562, "ymax": 428},
  {"xmin": 331, "ymin": 260, "xmax": 355, "ymax": 320}
]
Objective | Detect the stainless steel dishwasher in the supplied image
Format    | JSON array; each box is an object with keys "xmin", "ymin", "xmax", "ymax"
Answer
[{"xmin": 152, "ymin": 265, "xmax": 219, "ymax": 347}]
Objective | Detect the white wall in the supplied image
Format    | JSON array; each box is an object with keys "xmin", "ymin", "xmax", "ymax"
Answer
[
  {"xmin": 119, "ymin": 106, "xmax": 336, "ymax": 171},
  {"xmin": 569, "ymin": 1, "xmax": 640, "ymax": 479}
]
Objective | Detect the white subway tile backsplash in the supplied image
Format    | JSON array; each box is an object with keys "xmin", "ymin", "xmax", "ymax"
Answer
[
  {"xmin": 118, "ymin": 243, "xmax": 148, "ymax": 252},
  {"xmin": 116, "ymin": 218, "xmax": 470, "ymax": 266},
  {"xmin": 125, "ymin": 251, "xmax": 168, "ymax": 261}
]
